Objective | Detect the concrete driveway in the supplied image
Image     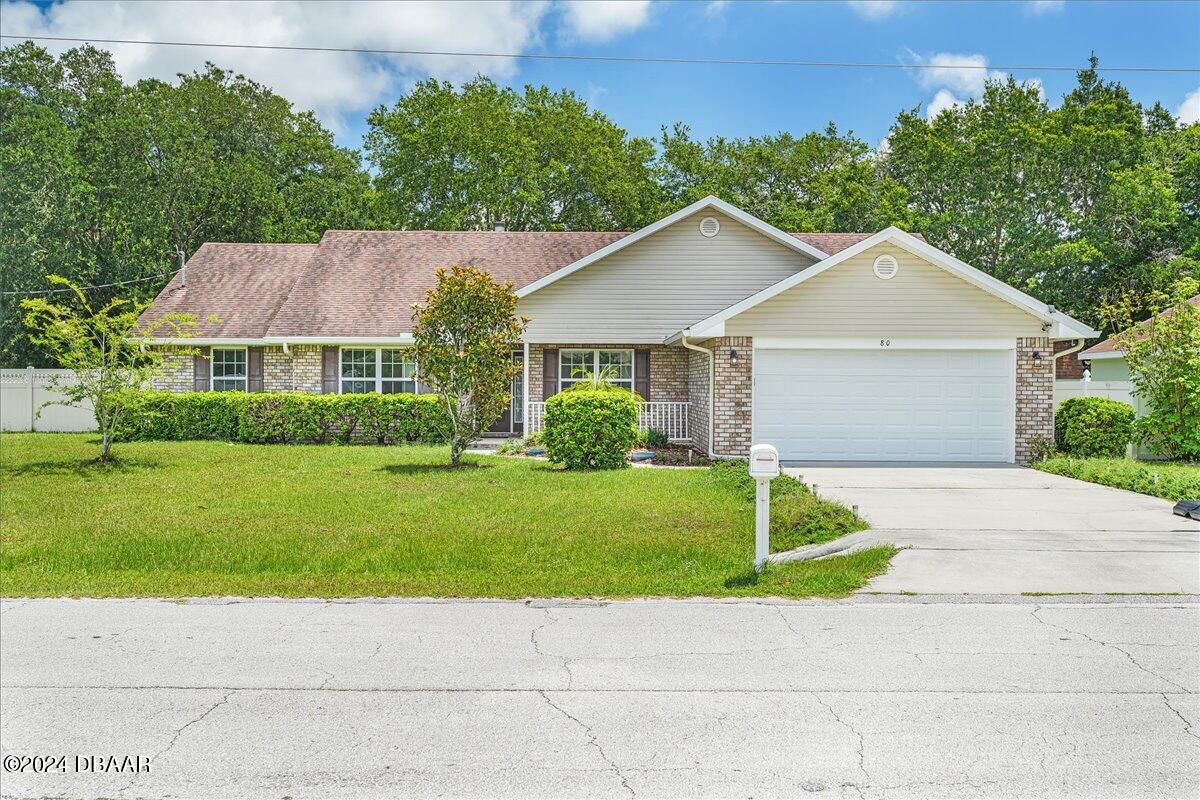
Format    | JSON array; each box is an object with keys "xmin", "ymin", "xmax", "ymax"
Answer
[{"xmin": 783, "ymin": 464, "xmax": 1200, "ymax": 594}]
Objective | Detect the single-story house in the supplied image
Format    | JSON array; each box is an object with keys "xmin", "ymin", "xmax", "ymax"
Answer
[{"xmin": 140, "ymin": 196, "xmax": 1097, "ymax": 463}]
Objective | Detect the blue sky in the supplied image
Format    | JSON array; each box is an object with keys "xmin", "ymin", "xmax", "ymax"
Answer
[{"xmin": 5, "ymin": 0, "xmax": 1199, "ymax": 151}]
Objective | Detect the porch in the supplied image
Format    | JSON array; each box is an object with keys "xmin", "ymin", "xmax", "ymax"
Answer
[{"xmin": 526, "ymin": 400, "xmax": 691, "ymax": 442}]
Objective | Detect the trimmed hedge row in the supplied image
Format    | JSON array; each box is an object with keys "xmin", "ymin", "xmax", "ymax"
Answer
[
  {"xmin": 1055, "ymin": 396, "xmax": 1136, "ymax": 458},
  {"xmin": 543, "ymin": 387, "xmax": 640, "ymax": 469},
  {"xmin": 116, "ymin": 391, "xmax": 451, "ymax": 445}
]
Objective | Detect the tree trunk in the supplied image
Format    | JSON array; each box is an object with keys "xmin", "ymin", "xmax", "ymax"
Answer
[{"xmin": 100, "ymin": 430, "xmax": 112, "ymax": 462}]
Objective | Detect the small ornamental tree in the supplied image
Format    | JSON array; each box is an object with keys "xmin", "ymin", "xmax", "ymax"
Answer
[
  {"xmin": 21, "ymin": 275, "xmax": 199, "ymax": 462},
  {"xmin": 1101, "ymin": 278, "xmax": 1200, "ymax": 460},
  {"xmin": 412, "ymin": 265, "xmax": 526, "ymax": 465}
]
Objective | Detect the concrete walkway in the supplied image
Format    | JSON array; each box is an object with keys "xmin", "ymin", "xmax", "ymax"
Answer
[
  {"xmin": 783, "ymin": 464, "xmax": 1200, "ymax": 594},
  {"xmin": 1, "ymin": 596, "xmax": 1198, "ymax": 799}
]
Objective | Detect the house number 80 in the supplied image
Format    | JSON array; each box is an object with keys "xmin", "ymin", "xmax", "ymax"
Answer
[{"xmin": 880, "ymin": 339, "xmax": 891, "ymax": 347}]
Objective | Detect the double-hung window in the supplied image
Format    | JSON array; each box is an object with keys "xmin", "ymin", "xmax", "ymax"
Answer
[
  {"xmin": 559, "ymin": 349, "xmax": 633, "ymax": 391},
  {"xmin": 341, "ymin": 348, "xmax": 417, "ymax": 394},
  {"xmin": 211, "ymin": 348, "xmax": 247, "ymax": 392}
]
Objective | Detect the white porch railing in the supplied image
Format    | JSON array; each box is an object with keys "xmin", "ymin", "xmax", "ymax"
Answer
[{"xmin": 526, "ymin": 401, "xmax": 690, "ymax": 442}]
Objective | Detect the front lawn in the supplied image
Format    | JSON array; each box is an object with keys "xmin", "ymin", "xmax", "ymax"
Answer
[
  {"xmin": 0, "ymin": 435, "xmax": 892, "ymax": 599},
  {"xmin": 1035, "ymin": 457, "xmax": 1200, "ymax": 501}
]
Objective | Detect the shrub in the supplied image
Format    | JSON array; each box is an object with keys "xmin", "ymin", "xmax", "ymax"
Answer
[
  {"xmin": 116, "ymin": 391, "xmax": 450, "ymax": 445},
  {"xmin": 636, "ymin": 428, "xmax": 670, "ymax": 448},
  {"xmin": 543, "ymin": 388, "xmax": 639, "ymax": 469},
  {"xmin": 1055, "ymin": 396, "xmax": 1136, "ymax": 458}
]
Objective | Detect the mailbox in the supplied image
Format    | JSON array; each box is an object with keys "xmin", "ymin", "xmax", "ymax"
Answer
[{"xmin": 748, "ymin": 443, "xmax": 780, "ymax": 479}]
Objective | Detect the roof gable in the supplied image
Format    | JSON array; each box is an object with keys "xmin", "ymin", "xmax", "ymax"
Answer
[
  {"xmin": 515, "ymin": 196, "xmax": 830, "ymax": 298},
  {"xmin": 678, "ymin": 227, "xmax": 1098, "ymax": 341}
]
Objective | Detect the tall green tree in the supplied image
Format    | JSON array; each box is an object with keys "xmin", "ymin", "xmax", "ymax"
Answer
[
  {"xmin": 1, "ymin": 42, "xmax": 370, "ymax": 366},
  {"xmin": 657, "ymin": 122, "xmax": 909, "ymax": 232},
  {"xmin": 365, "ymin": 77, "xmax": 663, "ymax": 231}
]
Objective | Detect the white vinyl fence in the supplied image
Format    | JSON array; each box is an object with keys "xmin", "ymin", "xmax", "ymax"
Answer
[
  {"xmin": 1053, "ymin": 379, "xmax": 1145, "ymax": 414},
  {"xmin": 1, "ymin": 368, "xmax": 97, "ymax": 432},
  {"xmin": 526, "ymin": 401, "xmax": 690, "ymax": 442}
]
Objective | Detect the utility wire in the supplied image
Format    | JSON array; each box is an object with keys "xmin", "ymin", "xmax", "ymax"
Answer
[
  {"xmin": 3, "ymin": 34, "xmax": 1198, "ymax": 74},
  {"xmin": 2, "ymin": 270, "xmax": 180, "ymax": 297}
]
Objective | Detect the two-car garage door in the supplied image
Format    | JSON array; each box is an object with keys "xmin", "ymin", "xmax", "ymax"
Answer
[{"xmin": 753, "ymin": 349, "xmax": 1014, "ymax": 462}]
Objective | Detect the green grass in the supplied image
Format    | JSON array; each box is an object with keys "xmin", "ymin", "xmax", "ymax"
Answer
[
  {"xmin": 0, "ymin": 434, "xmax": 893, "ymax": 599},
  {"xmin": 1035, "ymin": 456, "xmax": 1200, "ymax": 501}
]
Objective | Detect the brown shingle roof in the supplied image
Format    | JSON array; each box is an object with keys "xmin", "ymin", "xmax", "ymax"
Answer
[
  {"xmin": 138, "ymin": 243, "xmax": 317, "ymax": 338},
  {"xmin": 1082, "ymin": 294, "xmax": 1200, "ymax": 356},
  {"xmin": 265, "ymin": 230, "xmax": 628, "ymax": 337},
  {"xmin": 144, "ymin": 228, "xmax": 898, "ymax": 339}
]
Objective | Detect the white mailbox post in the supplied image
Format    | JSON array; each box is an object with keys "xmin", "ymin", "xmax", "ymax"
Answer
[{"xmin": 748, "ymin": 443, "xmax": 780, "ymax": 571}]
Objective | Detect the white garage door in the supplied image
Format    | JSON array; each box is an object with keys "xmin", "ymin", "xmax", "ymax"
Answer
[{"xmin": 754, "ymin": 349, "xmax": 1014, "ymax": 462}]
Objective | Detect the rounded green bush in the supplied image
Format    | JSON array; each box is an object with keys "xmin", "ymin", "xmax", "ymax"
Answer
[
  {"xmin": 543, "ymin": 388, "xmax": 639, "ymax": 469},
  {"xmin": 1055, "ymin": 396, "xmax": 1136, "ymax": 458}
]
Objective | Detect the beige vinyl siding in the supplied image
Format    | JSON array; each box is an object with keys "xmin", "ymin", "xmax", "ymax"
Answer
[
  {"xmin": 725, "ymin": 243, "xmax": 1045, "ymax": 339},
  {"xmin": 519, "ymin": 211, "xmax": 817, "ymax": 342}
]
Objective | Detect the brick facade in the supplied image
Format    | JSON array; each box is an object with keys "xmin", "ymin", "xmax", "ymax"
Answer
[
  {"xmin": 263, "ymin": 345, "xmax": 322, "ymax": 393},
  {"xmin": 708, "ymin": 336, "xmax": 754, "ymax": 456},
  {"xmin": 150, "ymin": 347, "xmax": 194, "ymax": 392},
  {"xmin": 1053, "ymin": 339, "xmax": 1087, "ymax": 380},
  {"xmin": 1015, "ymin": 336, "xmax": 1055, "ymax": 464},
  {"xmin": 686, "ymin": 346, "xmax": 711, "ymax": 454}
]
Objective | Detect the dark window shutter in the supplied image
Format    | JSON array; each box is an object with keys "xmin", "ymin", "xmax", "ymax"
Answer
[
  {"xmin": 322, "ymin": 346, "xmax": 339, "ymax": 394},
  {"xmin": 193, "ymin": 347, "xmax": 211, "ymax": 392},
  {"xmin": 634, "ymin": 349, "xmax": 651, "ymax": 400},
  {"xmin": 247, "ymin": 346, "xmax": 264, "ymax": 392},
  {"xmin": 542, "ymin": 348, "xmax": 559, "ymax": 399}
]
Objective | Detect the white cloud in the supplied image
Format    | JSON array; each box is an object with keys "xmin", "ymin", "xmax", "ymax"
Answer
[
  {"xmin": 846, "ymin": 1, "xmax": 898, "ymax": 21},
  {"xmin": 925, "ymin": 89, "xmax": 964, "ymax": 119},
  {"xmin": 0, "ymin": 0, "xmax": 558, "ymax": 131},
  {"xmin": 703, "ymin": 1, "xmax": 729, "ymax": 20},
  {"xmin": 558, "ymin": 0, "xmax": 651, "ymax": 43},
  {"xmin": 1178, "ymin": 89, "xmax": 1200, "ymax": 125},
  {"xmin": 906, "ymin": 50, "xmax": 1006, "ymax": 97},
  {"xmin": 1024, "ymin": 0, "xmax": 1065, "ymax": 15}
]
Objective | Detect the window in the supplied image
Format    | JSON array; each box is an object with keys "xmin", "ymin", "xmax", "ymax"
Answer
[
  {"xmin": 559, "ymin": 349, "xmax": 633, "ymax": 391},
  {"xmin": 381, "ymin": 348, "xmax": 417, "ymax": 394},
  {"xmin": 211, "ymin": 348, "xmax": 247, "ymax": 392},
  {"xmin": 341, "ymin": 348, "xmax": 418, "ymax": 394}
]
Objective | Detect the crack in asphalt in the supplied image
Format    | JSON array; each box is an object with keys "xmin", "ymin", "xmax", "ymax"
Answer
[
  {"xmin": 812, "ymin": 693, "xmax": 868, "ymax": 780},
  {"xmin": 1162, "ymin": 693, "xmax": 1199, "ymax": 741},
  {"xmin": 1030, "ymin": 606, "xmax": 1193, "ymax": 693},
  {"xmin": 117, "ymin": 689, "xmax": 234, "ymax": 795},
  {"xmin": 538, "ymin": 691, "xmax": 635, "ymax": 798},
  {"xmin": 530, "ymin": 607, "xmax": 574, "ymax": 689}
]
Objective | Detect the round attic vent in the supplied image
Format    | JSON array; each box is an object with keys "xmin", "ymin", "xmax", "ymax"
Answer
[
  {"xmin": 872, "ymin": 253, "xmax": 899, "ymax": 280},
  {"xmin": 699, "ymin": 216, "xmax": 721, "ymax": 238}
]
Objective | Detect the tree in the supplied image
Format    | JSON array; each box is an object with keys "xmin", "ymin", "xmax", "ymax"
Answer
[
  {"xmin": 21, "ymin": 276, "xmax": 199, "ymax": 462},
  {"xmin": 1101, "ymin": 279, "xmax": 1200, "ymax": 460},
  {"xmin": 658, "ymin": 122, "xmax": 910, "ymax": 232},
  {"xmin": 365, "ymin": 77, "xmax": 663, "ymax": 231},
  {"xmin": 1, "ymin": 42, "xmax": 370, "ymax": 367},
  {"xmin": 411, "ymin": 266, "xmax": 526, "ymax": 465}
]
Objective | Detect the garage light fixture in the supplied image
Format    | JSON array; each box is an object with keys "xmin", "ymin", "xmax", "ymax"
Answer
[{"xmin": 729, "ymin": 348, "xmax": 739, "ymax": 364}]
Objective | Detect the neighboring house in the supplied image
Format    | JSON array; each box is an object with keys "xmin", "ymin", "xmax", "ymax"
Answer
[
  {"xmin": 1080, "ymin": 294, "xmax": 1200, "ymax": 382},
  {"xmin": 140, "ymin": 196, "xmax": 1096, "ymax": 463}
]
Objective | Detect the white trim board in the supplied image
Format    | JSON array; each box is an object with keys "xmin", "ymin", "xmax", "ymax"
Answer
[
  {"xmin": 752, "ymin": 337, "xmax": 1016, "ymax": 350},
  {"xmin": 1082, "ymin": 350, "xmax": 1125, "ymax": 360},
  {"xmin": 678, "ymin": 226, "xmax": 1099, "ymax": 341},
  {"xmin": 514, "ymin": 196, "xmax": 829, "ymax": 299}
]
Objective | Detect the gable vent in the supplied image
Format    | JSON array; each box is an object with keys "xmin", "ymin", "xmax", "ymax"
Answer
[
  {"xmin": 699, "ymin": 216, "xmax": 721, "ymax": 238},
  {"xmin": 873, "ymin": 254, "xmax": 899, "ymax": 280}
]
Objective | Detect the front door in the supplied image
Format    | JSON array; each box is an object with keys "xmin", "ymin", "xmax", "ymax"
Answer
[{"xmin": 487, "ymin": 351, "xmax": 524, "ymax": 434}]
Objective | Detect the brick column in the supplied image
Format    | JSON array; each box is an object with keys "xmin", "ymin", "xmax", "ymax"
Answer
[
  {"xmin": 687, "ymin": 347, "xmax": 711, "ymax": 454},
  {"xmin": 710, "ymin": 336, "xmax": 754, "ymax": 457},
  {"xmin": 1015, "ymin": 336, "xmax": 1054, "ymax": 463}
]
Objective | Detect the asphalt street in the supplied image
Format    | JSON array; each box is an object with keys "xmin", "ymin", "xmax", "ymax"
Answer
[{"xmin": 1, "ymin": 596, "xmax": 1197, "ymax": 799}]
